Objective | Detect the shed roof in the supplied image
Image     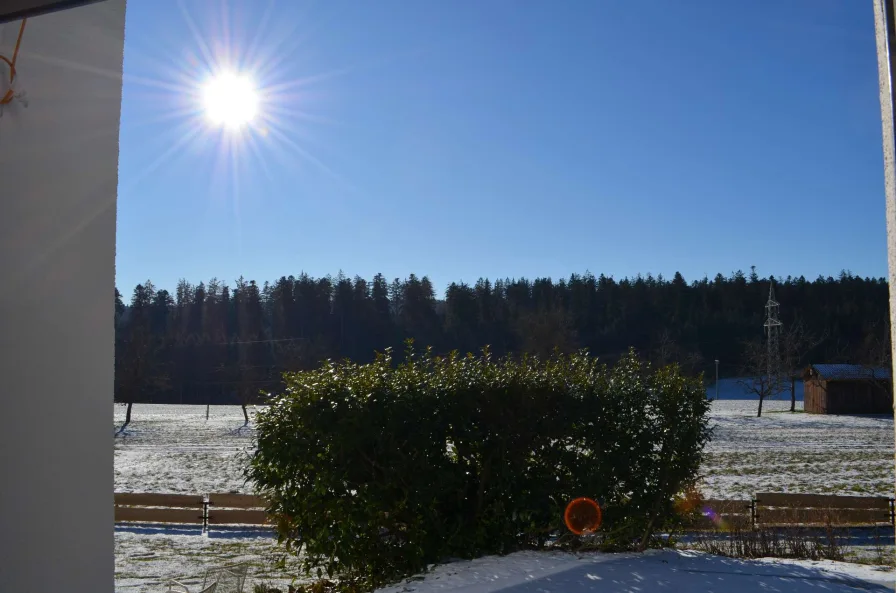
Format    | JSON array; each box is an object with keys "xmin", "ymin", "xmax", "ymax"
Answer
[{"xmin": 809, "ymin": 364, "xmax": 891, "ymax": 381}]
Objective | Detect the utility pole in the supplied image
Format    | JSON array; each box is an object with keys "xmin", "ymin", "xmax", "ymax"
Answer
[{"xmin": 715, "ymin": 359, "xmax": 719, "ymax": 400}]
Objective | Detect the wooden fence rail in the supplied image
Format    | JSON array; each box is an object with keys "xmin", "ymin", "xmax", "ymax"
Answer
[{"xmin": 114, "ymin": 492, "xmax": 896, "ymax": 531}]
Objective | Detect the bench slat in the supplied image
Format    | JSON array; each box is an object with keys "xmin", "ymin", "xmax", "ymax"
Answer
[
  {"xmin": 114, "ymin": 493, "xmax": 205, "ymax": 508},
  {"xmin": 755, "ymin": 493, "xmax": 891, "ymax": 510},
  {"xmin": 699, "ymin": 499, "xmax": 753, "ymax": 513},
  {"xmin": 685, "ymin": 514, "xmax": 752, "ymax": 531},
  {"xmin": 207, "ymin": 494, "xmax": 267, "ymax": 509},
  {"xmin": 207, "ymin": 509, "xmax": 269, "ymax": 525},
  {"xmin": 756, "ymin": 508, "xmax": 891, "ymax": 527},
  {"xmin": 115, "ymin": 507, "xmax": 204, "ymax": 525}
]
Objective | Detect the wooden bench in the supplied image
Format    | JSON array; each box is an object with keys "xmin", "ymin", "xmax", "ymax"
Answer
[
  {"xmin": 114, "ymin": 493, "xmax": 205, "ymax": 525},
  {"xmin": 754, "ymin": 493, "xmax": 894, "ymax": 528},
  {"xmin": 206, "ymin": 493, "xmax": 270, "ymax": 526},
  {"xmin": 685, "ymin": 499, "xmax": 753, "ymax": 531}
]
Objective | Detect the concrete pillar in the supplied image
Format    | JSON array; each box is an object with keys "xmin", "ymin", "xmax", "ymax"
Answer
[{"xmin": 0, "ymin": 1, "xmax": 125, "ymax": 591}]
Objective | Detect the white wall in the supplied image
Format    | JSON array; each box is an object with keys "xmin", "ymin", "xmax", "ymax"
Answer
[
  {"xmin": 0, "ymin": 1, "xmax": 125, "ymax": 591},
  {"xmin": 873, "ymin": 0, "xmax": 896, "ymax": 540}
]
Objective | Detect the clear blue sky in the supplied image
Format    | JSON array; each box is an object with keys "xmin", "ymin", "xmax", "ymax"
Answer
[{"xmin": 116, "ymin": 0, "xmax": 888, "ymax": 298}]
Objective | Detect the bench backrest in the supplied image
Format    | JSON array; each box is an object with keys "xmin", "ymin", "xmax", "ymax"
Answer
[
  {"xmin": 114, "ymin": 493, "xmax": 205, "ymax": 525},
  {"xmin": 754, "ymin": 493, "xmax": 893, "ymax": 527},
  {"xmin": 206, "ymin": 493, "xmax": 269, "ymax": 526},
  {"xmin": 686, "ymin": 499, "xmax": 752, "ymax": 530}
]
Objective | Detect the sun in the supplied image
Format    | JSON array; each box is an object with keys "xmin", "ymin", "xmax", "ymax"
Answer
[{"xmin": 201, "ymin": 71, "xmax": 259, "ymax": 129}]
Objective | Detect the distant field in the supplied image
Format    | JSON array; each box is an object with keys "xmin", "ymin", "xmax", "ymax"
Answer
[
  {"xmin": 701, "ymin": 399, "xmax": 893, "ymax": 499},
  {"xmin": 113, "ymin": 398, "xmax": 894, "ymax": 592},
  {"xmin": 115, "ymin": 404, "xmax": 256, "ymax": 495},
  {"xmin": 113, "ymin": 398, "xmax": 893, "ymax": 498}
]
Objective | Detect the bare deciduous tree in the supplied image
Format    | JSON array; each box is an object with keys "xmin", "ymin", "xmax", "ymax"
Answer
[
  {"xmin": 781, "ymin": 318, "xmax": 825, "ymax": 412},
  {"xmin": 857, "ymin": 317, "xmax": 892, "ymax": 399},
  {"xmin": 740, "ymin": 318, "xmax": 825, "ymax": 417},
  {"xmin": 863, "ymin": 317, "xmax": 892, "ymax": 367},
  {"xmin": 516, "ymin": 309, "xmax": 578, "ymax": 357},
  {"xmin": 682, "ymin": 350, "xmax": 705, "ymax": 377},
  {"xmin": 234, "ymin": 364, "xmax": 264, "ymax": 426},
  {"xmin": 273, "ymin": 338, "xmax": 312, "ymax": 374},
  {"xmin": 654, "ymin": 329, "xmax": 678, "ymax": 368},
  {"xmin": 738, "ymin": 340, "xmax": 783, "ymax": 418},
  {"xmin": 116, "ymin": 332, "xmax": 169, "ymax": 433}
]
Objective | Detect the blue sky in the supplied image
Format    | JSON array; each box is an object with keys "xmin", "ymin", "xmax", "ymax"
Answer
[{"xmin": 116, "ymin": 0, "xmax": 888, "ymax": 297}]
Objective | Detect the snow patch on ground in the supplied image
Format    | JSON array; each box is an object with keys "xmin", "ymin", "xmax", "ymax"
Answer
[
  {"xmin": 376, "ymin": 549, "xmax": 895, "ymax": 593},
  {"xmin": 115, "ymin": 526, "xmax": 302, "ymax": 593}
]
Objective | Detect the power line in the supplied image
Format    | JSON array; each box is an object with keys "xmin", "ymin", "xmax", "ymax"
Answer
[{"xmin": 165, "ymin": 336, "xmax": 309, "ymax": 348}]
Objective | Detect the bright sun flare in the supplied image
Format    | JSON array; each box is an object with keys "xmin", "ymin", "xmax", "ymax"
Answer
[{"xmin": 201, "ymin": 72, "xmax": 259, "ymax": 129}]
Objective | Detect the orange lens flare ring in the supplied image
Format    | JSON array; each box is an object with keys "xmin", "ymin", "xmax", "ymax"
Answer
[{"xmin": 564, "ymin": 497, "xmax": 602, "ymax": 535}]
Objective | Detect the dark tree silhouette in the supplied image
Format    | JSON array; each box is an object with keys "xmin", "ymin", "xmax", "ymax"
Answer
[{"xmin": 112, "ymin": 269, "xmax": 890, "ymax": 408}]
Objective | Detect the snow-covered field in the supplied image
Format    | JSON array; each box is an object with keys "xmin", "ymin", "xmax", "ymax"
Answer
[
  {"xmin": 114, "ymin": 527, "xmax": 302, "ymax": 592},
  {"xmin": 115, "ymin": 405, "xmax": 257, "ymax": 495},
  {"xmin": 702, "ymin": 398, "xmax": 894, "ymax": 499},
  {"xmin": 114, "ymin": 399, "xmax": 896, "ymax": 592},
  {"xmin": 114, "ymin": 399, "xmax": 895, "ymax": 499}
]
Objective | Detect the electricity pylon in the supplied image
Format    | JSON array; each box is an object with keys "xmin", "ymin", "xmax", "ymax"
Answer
[{"xmin": 764, "ymin": 280, "xmax": 783, "ymax": 394}]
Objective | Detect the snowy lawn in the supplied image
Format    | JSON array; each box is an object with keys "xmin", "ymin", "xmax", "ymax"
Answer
[
  {"xmin": 114, "ymin": 400, "xmax": 895, "ymax": 592},
  {"xmin": 115, "ymin": 405, "xmax": 258, "ymax": 495},
  {"xmin": 114, "ymin": 400, "xmax": 894, "ymax": 499},
  {"xmin": 115, "ymin": 527, "xmax": 302, "ymax": 593},
  {"xmin": 701, "ymin": 399, "xmax": 894, "ymax": 499}
]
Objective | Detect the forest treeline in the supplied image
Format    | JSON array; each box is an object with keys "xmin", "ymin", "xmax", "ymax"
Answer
[{"xmin": 114, "ymin": 267, "xmax": 891, "ymax": 406}]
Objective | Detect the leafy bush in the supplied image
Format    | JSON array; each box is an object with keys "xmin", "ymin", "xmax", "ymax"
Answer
[{"xmin": 247, "ymin": 345, "xmax": 711, "ymax": 590}]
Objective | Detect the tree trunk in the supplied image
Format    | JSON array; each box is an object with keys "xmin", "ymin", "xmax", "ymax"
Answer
[
  {"xmin": 242, "ymin": 404, "xmax": 249, "ymax": 426},
  {"xmin": 125, "ymin": 401, "xmax": 133, "ymax": 426},
  {"xmin": 790, "ymin": 378, "xmax": 796, "ymax": 412},
  {"xmin": 757, "ymin": 395, "xmax": 764, "ymax": 418}
]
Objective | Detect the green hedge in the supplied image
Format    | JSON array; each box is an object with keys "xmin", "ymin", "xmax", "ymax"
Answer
[{"xmin": 247, "ymin": 346, "xmax": 711, "ymax": 590}]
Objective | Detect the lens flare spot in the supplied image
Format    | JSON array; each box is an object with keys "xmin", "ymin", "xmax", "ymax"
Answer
[{"xmin": 565, "ymin": 497, "xmax": 602, "ymax": 535}]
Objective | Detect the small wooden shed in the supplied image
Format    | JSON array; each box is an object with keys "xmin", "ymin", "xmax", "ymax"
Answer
[{"xmin": 802, "ymin": 364, "xmax": 892, "ymax": 415}]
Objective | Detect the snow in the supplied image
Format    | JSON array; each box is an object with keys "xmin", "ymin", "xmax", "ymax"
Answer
[
  {"xmin": 115, "ymin": 404, "xmax": 258, "ymax": 495},
  {"xmin": 115, "ymin": 527, "xmax": 302, "ymax": 593},
  {"xmin": 701, "ymin": 399, "xmax": 893, "ymax": 499},
  {"xmin": 375, "ymin": 550, "xmax": 895, "ymax": 593},
  {"xmin": 114, "ymin": 398, "xmax": 894, "ymax": 500},
  {"xmin": 114, "ymin": 399, "xmax": 895, "ymax": 592}
]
